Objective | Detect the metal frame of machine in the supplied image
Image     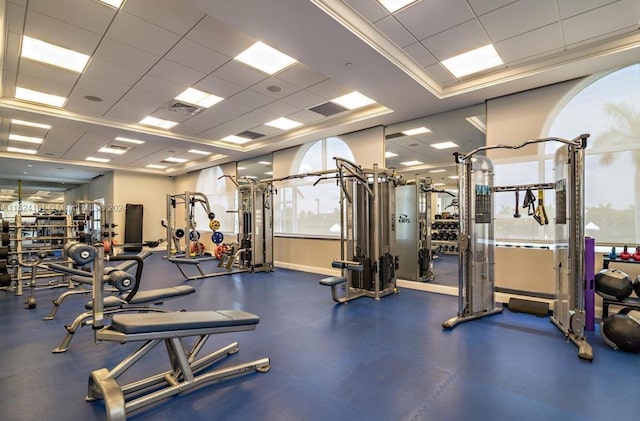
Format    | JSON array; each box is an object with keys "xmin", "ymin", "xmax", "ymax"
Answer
[{"xmin": 442, "ymin": 134, "xmax": 593, "ymax": 361}]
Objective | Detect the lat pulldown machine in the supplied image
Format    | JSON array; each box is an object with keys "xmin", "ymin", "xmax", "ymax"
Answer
[
  {"xmin": 319, "ymin": 158, "xmax": 399, "ymax": 303},
  {"xmin": 442, "ymin": 134, "xmax": 593, "ymax": 361}
]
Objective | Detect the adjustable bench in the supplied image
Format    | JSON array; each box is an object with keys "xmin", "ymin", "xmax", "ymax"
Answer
[
  {"xmin": 87, "ymin": 310, "xmax": 270, "ymax": 421},
  {"xmin": 52, "ymin": 285, "xmax": 195, "ymax": 353}
]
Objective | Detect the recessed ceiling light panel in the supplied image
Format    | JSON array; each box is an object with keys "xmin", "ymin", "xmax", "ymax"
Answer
[
  {"xmin": 21, "ymin": 36, "xmax": 90, "ymax": 72},
  {"xmin": 9, "ymin": 134, "xmax": 43, "ymax": 144},
  {"xmin": 99, "ymin": 147, "xmax": 127, "ymax": 155},
  {"xmin": 7, "ymin": 146, "xmax": 37, "ymax": 155},
  {"xmin": 15, "ymin": 87, "xmax": 66, "ymax": 107},
  {"xmin": 402, "ymin": 126, "xmax": 431, "ymax": 136},
  {"xmin": 86, "ymin": 156, "xmax": 110, "ymax": 163},
  {"xmin": 378, "ymin": 0, "xmax": 421, "ymax": 13},
  {"xmin": 385, "ymin": 151, "xmax": 398, "ymax": 158},
  {"xmin": 11, "ymin": 119, "xmax": 51, "ymax": 130},
  {"xmin": 175, "ymin": 87, "xmax": 223, "ymax": 108},
  {"xmin": 265, "ymin": 117, "xmax": 302, "ymax": 130},
  {"xmin": 222, "ymin": 135, "xmax": 252, "ymax": 145},
  {"xmin": 187, "ymin": 149, "xmax": 211, "ymax": 155},
  {"xmin": 139, "ymin": 116, "xmax": 178, "ymax": 129},
  {"xmin": 234, "ymin": 41, "xmax": 297, "ymax": 75},
  {"xmin": 441, "ymin": 44, "xmax": 503, "ymax": 78},
  {"xmin": 114, "ymin": 136, "xmax": 145, "ymax": 144},
  {"xmin": 401, "ymin": 160, "xmax": 423, "ymax": 166},
  {"xmin": 164, "ymin": 157, "xmax": 188, "ymax": 163},
  {"xmin": 146, "ymin": 164, "xmax": 167, "ymax": 169},
  {"xmin": 330, "ymin": 91, "xmax": 376, "ymax": 110},
  {"xmin": 431, "ymin": 141, "xmax": 458, "ymax": 150}
]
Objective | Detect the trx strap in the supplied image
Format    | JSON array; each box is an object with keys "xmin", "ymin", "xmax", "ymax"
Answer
[
  {"xmin": 533, "ymin": 190, "xmax": 549, "ymax": 225},
  {"xmin": 523, "ymin": 188, "xmax": 536, "ymax": 216}
]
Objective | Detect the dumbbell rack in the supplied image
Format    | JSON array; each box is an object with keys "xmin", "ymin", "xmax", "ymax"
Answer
[
  {"xmin": 431, "ymin": 218, "xmax": 459, "ymax": 255},
  {"xmin": 10, "ymin": 214, "xmax": 74, "ymax": 296}
]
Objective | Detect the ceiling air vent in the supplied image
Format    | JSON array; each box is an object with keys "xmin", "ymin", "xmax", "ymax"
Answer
[
  {"xmin": 308, "ymin": 101, "xmax": 348, "ymax": 117},
  {"xmin": 167, "ymin": 101, "xmax": 202, "ymax": 116}
]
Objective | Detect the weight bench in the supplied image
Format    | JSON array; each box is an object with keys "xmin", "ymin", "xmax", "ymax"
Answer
[
  {"xmin": 87, "ymin": 310, "xmax": 270, "ymax": 421},
  {"xmin": 52, "ymin": 285, "xmax": 195, "ymax": 353}
]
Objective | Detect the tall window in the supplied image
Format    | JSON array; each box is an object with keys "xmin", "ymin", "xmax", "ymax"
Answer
[
  {"xmin": 275, "ymin": 137, "xmax": 354, "ymax": 237},
  {"xmin": 195, "ymin": 166, "xmax": 237, "ymax": 234}
]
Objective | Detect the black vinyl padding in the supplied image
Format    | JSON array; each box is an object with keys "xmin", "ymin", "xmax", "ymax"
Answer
[
  {"xmin": 110, "ymin": 310, "xmax": 259, "ymax": 334},
  {"xmin": 85, "ymin": 285, "xmax": 195, "ymax": 309}
]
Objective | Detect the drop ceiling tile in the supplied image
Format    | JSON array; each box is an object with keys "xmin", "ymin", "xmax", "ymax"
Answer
[
  {"xmin": 305, "ymin": 79, "xmax": 351, "ymax": 101},
  {"xmin": 172, "ymin": 109, "xmax": 233, "ymax": 136},
  {"xmin": 212, "ymin": 61, "xmax": 268, "ymax": 88},
  {"xmin": 165, "ymin": 38, "xmax": 230, "ymax": 74},
  {"xmin": 122, "ymin": 0, "xmax": 205, "ymax": 36},
  {"xmin": 228, "ymin": 89, "xmax": 273, "ymax": 109},
  {"xmin": 495, "ymin": 23, "xmax": 563, "ymax": 64},
  {"xmin": 556, "ymin": 0, "xmax": 618, "ymax": 19},
  {"xmin": 147, "ymin": 58, "xmax": 206, "ymax": 87},
  {"xmin": 107, "ymin": 11, "xmax": 180, "ymax": 57},
  {"xmin": 479, "ymin": 0, "xmax": 557, "ymax": 42},
  {"xmin": 28, "ymin": 0, "xmax": 114, "ymax": 35},
  {"xmin": 395, "ymin": 0, "xmax": 474, "ymax": 42},
  {"xmin": 281, "ymin": 90, "xmax": 326, "ymax": 109},
  {"xmin": 16, "ymin": 60, "xmax": 79, "ymax": 96},
  {"xmin": 286, "ymin": 109, "xmax": 325, "ymax": 124},
  {"xmin": 133, "ymin": 74, "xmax": 183, "ymax": 99},
  {"xmin": 375, "ymin": 16, "xmax": 416, "ymax": 48},
  {"xmin": 422, "ymin": 19, "xmax": 490, "ymax": 61},
  {"xmin": 251, "ymin": 77, "xmax": 300, "ymax": 100},
  {"xmin": 186, "ymin": 15, "xmax": 255, "ymax": 57},
  {"xmin": 403, "ymin": 42, "xmax": 438, "ymax": 67},
  {"xmin": 71, "ymin": 74, "xmax": 130, "ymax": 103},
  {"xmin": 65, "ymin": 93, "xmax": 114, "ymax": 117},
  {"xmin": 23, "ymin": 10, "xmax": 102, "ymax": 55},
  {"xmin": 250, "ymin": 124, "xmax": 279, "ymax": 136},
  {"xmin": 237, "ymin": 109, "xmax": 280, "ymax": 129},
  {"xmin": 562, "ymin": 0, "xmax": 640, "ymax": 46},
  {"xmin": 104, "ymin": 88, "xmax": 167, "ymax": 122},
  {"xmin": 344, "ymin": 0, "xmax": 388, "ymax": 23},
  {"xmin": 209, "ymin": 100, "xmax": 252, "ymax": 119},
  {"xmin": 258, "ymin": 101, "xmax": 299, "ymax": 119},
  {"xmin": 9, "ymin": 0, "xmax": 26, "ymax": 5},
  {"xmin": 83, "ymin": 57, "xmax": 143, "ymax": 87},
  {"xmin": 195, "ymin": 75, "xmax": 244, "ymax": 99},
  {"xmin": 93, "ymin": 38, "xmax": 160, "ymax": 73},
  {"xmin": 6, "ymin": 1, "xmax": 25, "ymax": 33},
  {"xmin": 276, "ymin": 63, "xmax": 328, "ymax": 89},
  {"xmin": 425, "ymin": 63, "xmax": 457, "ymax": 84},
  {"xmin": 467, "ymin": 0, "xmax": 517, "ymax": 16}
]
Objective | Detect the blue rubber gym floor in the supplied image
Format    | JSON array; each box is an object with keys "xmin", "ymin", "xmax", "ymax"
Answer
[{"xmin": 1, "ymin": 252, "xmax": 638, "ymax": 421}]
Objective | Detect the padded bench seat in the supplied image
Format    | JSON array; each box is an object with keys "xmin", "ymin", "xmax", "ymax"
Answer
[
  {"xmin": 85, "ymin": 285, "xmax": 195, "ymax": 309},
  {"xmin": 110, "ymin": 310, "xmax": 260, "ymax": 334},
  {"xmin": 319, "ymin": 276, "xmax": 347, "ymax": 286}
]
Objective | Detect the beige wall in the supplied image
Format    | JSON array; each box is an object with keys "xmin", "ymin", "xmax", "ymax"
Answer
[
  {"xmin": 274, "ymin": 237, "xmax": 341, "ymax": 275},
  {"xmin": 112, "ymin": 171, "xmax": 174, "ymax": 244}
]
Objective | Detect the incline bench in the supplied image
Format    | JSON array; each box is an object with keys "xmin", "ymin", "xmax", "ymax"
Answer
[{"xmin": 87, "ymin": 310, "xmax": 270, "ymax": 420}]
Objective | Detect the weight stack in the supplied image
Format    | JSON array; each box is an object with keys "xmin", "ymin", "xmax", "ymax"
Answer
[
  {"xmin": 507, "ymin": 297, "xmax": 549, "ymax": 317},
  {"xmin": 124, "ymin": 204, "xmax": 143, "ymax": 252}
]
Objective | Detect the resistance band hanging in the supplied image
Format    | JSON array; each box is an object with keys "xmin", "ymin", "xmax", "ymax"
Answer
[
  {"xmin": 523, "ymin": 188, "xmax": 536, "ymax": 216},
  {"xmin": 533, "ymin": 189, "xmax": 549, "ymax": 226}
]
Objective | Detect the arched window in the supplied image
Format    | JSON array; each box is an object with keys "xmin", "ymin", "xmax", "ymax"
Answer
[
  {"xmin": 544, "ymin": 63, "xmax": 640, "ymax": 243},
  {"xmin": 493, "ymin": 63, "xmax": 640, "ymax": 243},
  {"xmin": 274, "ymin": 137, "xmax": 355, "ymax": 237}
]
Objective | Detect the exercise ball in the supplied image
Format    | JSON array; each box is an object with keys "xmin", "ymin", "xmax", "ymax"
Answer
[
  {"xmin": 595, "ymin": 269, "xmax": 633, "ymax": 301},
  {"xmin": 601, "ymin": 311, "xmax": 640, "ymax": 353}
]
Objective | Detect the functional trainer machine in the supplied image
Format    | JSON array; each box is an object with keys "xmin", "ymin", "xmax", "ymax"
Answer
[
  {"xmin": 442, "ymin": 134, "xmax": 593, "ymax": 361},
  {"xmin": 319, "ymin": 158, "xmax": 399, "ymax": 303},
  {"xmin": 79, "ymin": 203, "xmax": 269, "ymax": 420}
]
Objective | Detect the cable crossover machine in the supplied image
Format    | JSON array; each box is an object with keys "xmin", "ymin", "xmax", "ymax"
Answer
[{"xmin": 442, "ymin": 134, "xmax": 593, "ymax": 361}]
